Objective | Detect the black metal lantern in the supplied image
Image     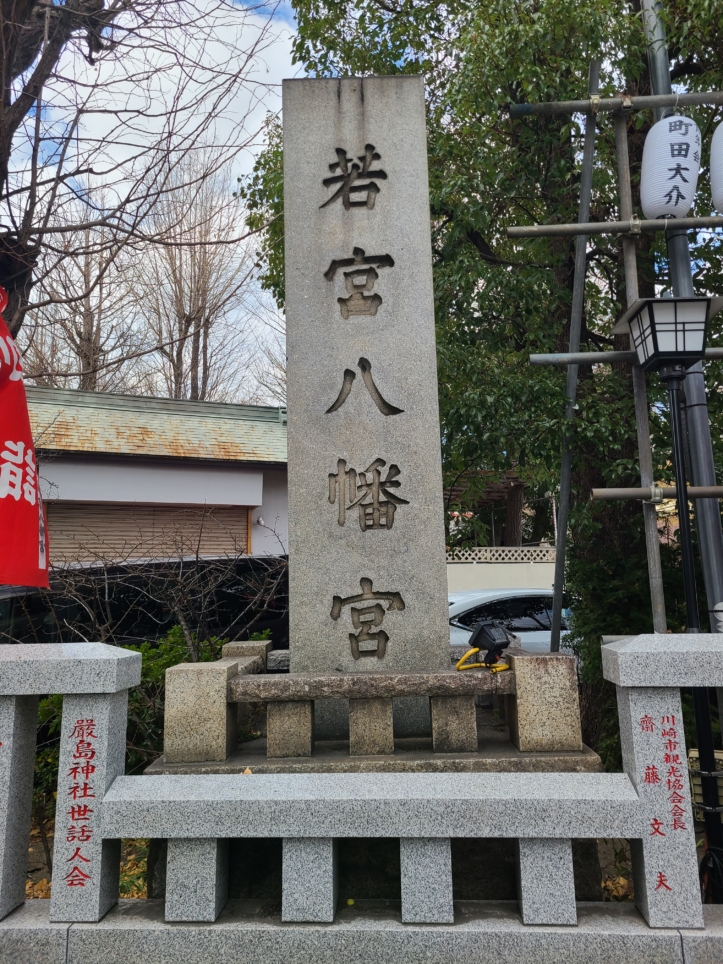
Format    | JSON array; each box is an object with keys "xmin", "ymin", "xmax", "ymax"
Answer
[{"xmin": 612, "ymin": 296, "xmax": 722, "ymax": 372}]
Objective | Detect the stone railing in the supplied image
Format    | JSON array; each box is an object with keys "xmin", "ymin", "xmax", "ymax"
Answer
[
  {"xmin": 2, "ymin": 635, "xmax": 723, "ymax": 962},
  {"xmin": 446, "ymin": 546, "xmax": 557, "ymax": 563}
]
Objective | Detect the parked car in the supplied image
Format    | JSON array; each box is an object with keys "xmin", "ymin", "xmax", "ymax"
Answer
[{"xmin": 448, "ymin": 589, "xmax": 571, "ymax": 654}]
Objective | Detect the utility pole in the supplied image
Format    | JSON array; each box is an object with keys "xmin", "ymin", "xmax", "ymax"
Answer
[
  {"xmin": 641, "ymin": 0, "xmax": 723, "ymax": 633},
  {"xmin": 641, "ymin": 0, "xmax": 723, "ymax": 884}
]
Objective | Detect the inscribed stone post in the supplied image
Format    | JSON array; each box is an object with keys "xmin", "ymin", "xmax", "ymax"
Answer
[
  {"xmin": 283, "ymin": 77, "xmax": 450, "ymax": 734},
  {"xmin": 617, "ymin": 685, "xmax": 704, "ymax": 929},
  {"xmin": 50, "ymin": 691, "xmax": 128, "ymax": 922}
]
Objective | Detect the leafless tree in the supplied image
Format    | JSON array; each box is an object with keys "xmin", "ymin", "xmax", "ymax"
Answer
[
  {"xmin": 1, "ymin": 0, "xmax": 282, "ymax": 337},
  {"xmin": 7, "ymin": 509, "xmax": 288, "ymax": 660},
  {"xmin": 129, "ymin": 153, "xmax": 259, "ymax": 401}
]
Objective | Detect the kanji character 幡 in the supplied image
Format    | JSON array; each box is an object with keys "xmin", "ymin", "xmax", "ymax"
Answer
[{"xmin": 329, "ymin": 458, "xmax": 409, "ymax": 531}]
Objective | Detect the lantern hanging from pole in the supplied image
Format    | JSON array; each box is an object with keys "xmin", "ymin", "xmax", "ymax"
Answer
[
  {"xmin": 711, "ymin": 121, "xmax": 723, "ymax": 214},
  {"xmin": 640, "ymin": 116, "xmax": 701, "ymax": 220}
]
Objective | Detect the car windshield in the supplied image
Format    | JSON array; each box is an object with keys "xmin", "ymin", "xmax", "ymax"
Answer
[{"xmin": 453, "ymin": 595, "xmax": 567, "ymax": 632}]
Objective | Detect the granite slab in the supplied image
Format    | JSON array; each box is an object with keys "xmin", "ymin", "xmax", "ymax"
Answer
[
  {"xmin": 229, "ymin": 670, "xmax": 515, "ymax": 702},
  {"xmin": 602, "ymin": 633, "xmax": 723, "ymax": 688},
  {"xmin": 0, "ymin": 644, "xmax": 141, "ymax": 695},
  {"xmin": 101, "ymin": 771, "xmax": 644, "ymax": 840}
]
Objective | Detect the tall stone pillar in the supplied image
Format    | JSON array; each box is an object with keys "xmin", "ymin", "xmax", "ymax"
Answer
[{"xmin": 283, "ymin": 77, "xmax": 450, "ymax": 736}]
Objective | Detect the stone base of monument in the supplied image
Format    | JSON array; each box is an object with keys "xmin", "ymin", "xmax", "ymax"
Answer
[
  {"xmin": 3, "ymin": 899, "xmax": 722, "ymax": 964},
  {"xmin": 147, "ymin": 704, "xmax": 602, "ymax": 775}
]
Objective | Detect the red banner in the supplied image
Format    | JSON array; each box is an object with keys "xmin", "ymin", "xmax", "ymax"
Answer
[{"xmin": 0, "ymin": 287, "xmax": 49, "ymax": 587}]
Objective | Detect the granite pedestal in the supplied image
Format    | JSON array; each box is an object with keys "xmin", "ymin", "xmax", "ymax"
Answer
[
  {"xmin": 400, "ymin": 837, "xmax": 454, "ymax": 923},
  {"xmin": 517, "ymin": 838, "xmax": 577, "ymax": 925},
  {"xmin": 165, "ymin": 839, "xmax": 229, "ymax": 922},
  {"xmin": 0, "ymin": 696, "xmax": 39, "ymax": 920},
  {"xmin": 282, "ymin": 838, "xmax": 337, "ymax": 922}
]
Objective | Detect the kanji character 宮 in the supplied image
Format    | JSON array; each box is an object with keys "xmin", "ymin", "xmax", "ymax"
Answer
[
  {"xmin": 66, "ymin": 824, "xmax": 93, "ymax": 843},
  {"xmin": 70, "ymin": 719, "xmax": 97, "ymax": 740},
  {"xmin": 655, "ymin": 871, "xmax": 672, "ymax": 891},
  {"xmin": 64, "ymin": 866, "xmax": 91, "ymax": 887},
  {"xmin": 325, "ymin": 248, "xmax": 394, "ymax": 318},
  {"xmin": 650, "ymin": 818, "xmax": 666, "ymax": 837},
  {"xmin": 68, "ymin": 782, "xmax": 96, "ymax": 801},
  {"xmin": 328, "ymin": 458, "xmax": 409, "ymax": 530},
  {"xmin": 330, "ymin": 577, "xmax": 405, "ymax": 660},
  {"xmin": 644, "ymin": 765, "xmax": 661, "ymax": 785},
  {"xmin": 639, "ymin": 715, "xmax": 655, "ymax": 733},
  {"xmin": 321, "ymin": 145, "xmax": 387, "ymax": 210}
]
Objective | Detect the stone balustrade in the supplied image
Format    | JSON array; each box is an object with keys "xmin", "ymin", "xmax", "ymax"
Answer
[{"xmin": 2, "ymin": 634, "xmax": 723, "ymax": 963}]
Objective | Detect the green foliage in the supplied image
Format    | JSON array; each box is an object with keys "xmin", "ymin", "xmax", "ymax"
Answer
[
  {"xmin": 249, "ymin": 628, "xmax": 272, "ymax": 640},
  {"xmin": 246, "ymin": 0, "xmax": 723, "ymax": 765},
  {"xmin": 31, "ymin": 626, "xmax": 224, "ymax": 814},
  {"xmin": 123, "ymin": 625, "xmax": 220, "ymax": 774},
  {"xmin": 236, "ymin": 114, "xmax": 285, "ymax": 308}
]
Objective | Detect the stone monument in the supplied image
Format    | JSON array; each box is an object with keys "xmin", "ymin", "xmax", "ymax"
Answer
[{"xmin": 284, "ymin": 76, "xmax": 450, "ymax": 735}]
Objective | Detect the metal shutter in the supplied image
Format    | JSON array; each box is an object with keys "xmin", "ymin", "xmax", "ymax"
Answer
[{"xmin": 46, "ymin": 503, "xmax": 251, "ymax": 564}]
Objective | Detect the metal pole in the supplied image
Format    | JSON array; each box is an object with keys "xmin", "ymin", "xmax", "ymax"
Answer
[
  {"xmin": 530, "ymin": 348, "xmax": 723, "ymax": 366},
  {"xmin": 614, "ymin": 111, "xmax": 667, "ymax": 632},
  {"xmin": 660, "ymin": 367, "xmax": 700, "ymax": 629},
  {"xmin": 550, "ymin": 60, "xmax": 601, "ymax": 653},
  {"xmin": 507, "ymin": 216, "xmax": 723, "ymax": 238},
  {"xmin": 509, "ymin": 90, "xmax": 723, "ymax": 118},
  {"xmin": 642, "ymin": 0, "xmax": 723, "ymax": 871}
]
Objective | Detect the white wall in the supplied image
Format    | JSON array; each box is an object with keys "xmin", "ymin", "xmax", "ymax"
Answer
[
  {"xmin": 250, "ymin": 466, "xmax": 289, "ymax": 556},
  {"xmin": 447, "ymin": 562, "xmax": 555, "ymax": 593},
  {"xmin": 39, "ymin": 457, "xmax": 263, "ymax": 507}
]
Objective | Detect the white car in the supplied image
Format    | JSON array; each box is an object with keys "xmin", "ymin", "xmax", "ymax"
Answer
[{"xmin": 448, "ymin": 589, "xmax": 571, "ymax": 655}]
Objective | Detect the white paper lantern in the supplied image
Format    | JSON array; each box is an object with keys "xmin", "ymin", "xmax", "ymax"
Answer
[
  {"xmin": 640, "ymin": 115, "xmax": 701, "ymax": 219},
  {"xmin": 711, "ymin": 122, "xmax": 723, "ymax": 214}
]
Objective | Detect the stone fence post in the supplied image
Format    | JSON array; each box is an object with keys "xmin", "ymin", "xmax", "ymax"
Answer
[
  {"xmin": 603, "ymin": 633, "xmax": 723, "ymax": 929},
  {"xmin": 0, "ymin": 643, "xmax": 141, "ymax": 924}
]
